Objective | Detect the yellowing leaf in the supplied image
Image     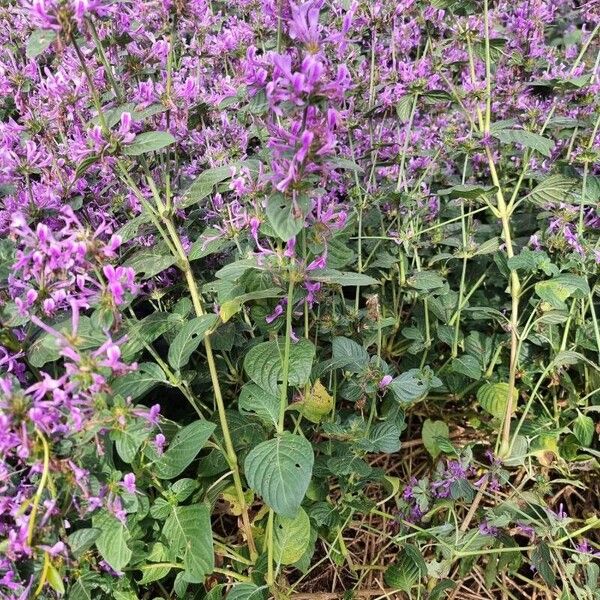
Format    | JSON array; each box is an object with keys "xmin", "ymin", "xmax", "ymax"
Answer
[
  {"xmin": 221, "ymin": 485, "xmax": 254, "ymax": 516},
  {"xmin": 292, "ymin": 380, "xmax": 333, "ymax": 423}
]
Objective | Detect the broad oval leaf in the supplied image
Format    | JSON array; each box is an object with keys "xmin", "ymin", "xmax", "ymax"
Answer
[
  {"xmin": 573, "ymin": 413, "xmax": 594, "ymax": 447},
  {"xmin": 274, "ymin": 508, "xmax": 311, "ymax": 565},
  {"xmin": 491, "ymin": 128, "xmax": 554, "ymax": 157},
  {"xmin": 243, "ymin": 338, "xmax": 315, "ymax": 396},
  {"xmin": 422, "ymin": 419, "xmax": 450, "ymax": 459},
  {"xmin": 265, "ymin": 192, "xmax": 310, "ymax": 242},
  {"xmin": 162, "ymin": 504, "xmax": 214, "ymax": 582},
  {"xmin": 477, "ymin": 382, "xmax": 515, "ymax": 420},
  {"xmin": 93, "ymin": 511, "xmax": 132, "ymax": 573},
  {"xmin": 244, "ymin": 432, "xmax": 314, "ymax": 517}
]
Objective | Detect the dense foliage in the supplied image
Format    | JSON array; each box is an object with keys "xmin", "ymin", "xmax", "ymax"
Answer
[{"xmin": 1, "ymin": 0, "xmax": 600, "ymax": 598}]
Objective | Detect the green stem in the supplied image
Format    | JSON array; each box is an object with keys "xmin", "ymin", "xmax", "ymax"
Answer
[
  {"xmin": 278, "ymin": 277, "xmax": 296, "ymax": 432},
  {"xmin": 88, "ymin": 19, "xmax": 123, "ymax": 102},
  {"xmin": 28, "ymin": 430, "xmax": 50, "ymax": 546}
]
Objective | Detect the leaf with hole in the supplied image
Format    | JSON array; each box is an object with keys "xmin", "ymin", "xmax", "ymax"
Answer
[
  {"xmin": 168, "ymin": 315, "xmax": 219, "ymax": 370},
  {"xmin": 244, "ymin": 432, "xmax": 314, "ymax": 517},
  {"xmin": 274, "ymin": 508, "xmax": 311, "ymax": 565},
  {"xmin": 290, "ymin": 380, "xmax": 333, "ymax": 424},
  {"xmin": 238, "ymin": 382, "xmax": 279, "ymax": 429}
]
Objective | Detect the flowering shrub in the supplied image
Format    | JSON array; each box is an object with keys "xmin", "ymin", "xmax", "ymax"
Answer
[{"xmin": 1, "ymin": 0, "xmax": 599, "ymax": 597}]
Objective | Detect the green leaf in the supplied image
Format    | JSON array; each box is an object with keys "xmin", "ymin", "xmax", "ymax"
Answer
[
  {"xmin": 429, "ymin": 579, "xmax": 455, "ymax": 600},
  {"xmin": 274, "ymin": 508, "xmax": 311, "ymax": 565},
  {"xmin": 227, "ymin": 584, "xmax": 268, "ymax": 600},
  {"xmin": 535, "ymin": 274, "xmax": 590, "ymax": 309},
  {"xmin": 396, "ymin": 94, "xmax": 415, "ymax": 121},
  {"xmin": 573, "ymin": 413, "xmax": 594, "ymax": 447},
  {"xmin": 168, "ymin": 314, "xmax": 219, "ymax": 370},
  {"xmin": 266, "ymin": 193, "xmax": 310, "ymax": 242},
  {"xmin": 331, "ymin": 336, "xmax": 369, "ymax": 373},
  {"xmin": 67, "ymin": 528, "xmax": 100, "ymax": 559},
  {"xmin": 68, "ymin": 577, "xmax": 96, "ymax": 600},
  {"xmin": 436, "ymin": 184, "xmax": 497, "ymax": 199},
  {"xmin": 329, "ymin": 157, "xmax": 364, "ymax": 173},
  {"xmin": 181, "ymin": 165, "xmax": 232, "ymax": 207},
  {"xmin": 28, "ymin": 316, "xmax": 105, "ymax": 368},
  {"xmin": 451, "ymin": 354, "xmax": 482, "ymax": 380},
  {"xmin": 163, "ymin": 504, "xmax": 214, "ymax": 583},
  {"xmin": 122, "ymin": 312, "xmax": 183, "ymax": 361},
  {"xmin": 507, "ymin": 248, "xmax": 558, "ymax": 276},
  {"xmin": 112, "ymin": 419, "xmax": 150, "ymax": 463},
  {"xmin": 477, "ymin": 382, "xmax": 514, "ymax": 420},
  {"xmin": 112, "ymin": 362, "xmax": 169, "ymax": 400},
  {"xmin": 244, "ymin": 432, "xmax": 314, "ymax": 517},
  {"xmin": 384, "ymin": 545, "xmax": 427, "ymax": 592},
  {"xmin": 491, "ymin": 128, "xmax": 554, "ymax": 157},
  {"xmin": 215, "ymin": 258, "xmax": 259, "ymax": 280},
  {"xmin": 389, "ymin": 368, "xmax": 439, "ymax": 403},
  {"xmin": 408, "ymin": 271, "xmax": 445, "ymax": 291},
  {"xmin": 238, "ymin": 383, "xmax": 279, "ymax": 428},
  {"xmin": 422, "ymin": 419, "xmax": 450, "ymax": 459},
  {"xmin": 531, "ymin": 542, "xmax": 556, "ymax": 586},
  {"xmin": 137, "ymin": 543, "xmax": 175, "ymax": 584},
  {"xmin": 366, "ymin": 422, "xmax": 401, "ymax": 453},
  {"xmin": 525, "ymin": 175, "xmax": 576, "ymax": 205},
  {"xmin": 153, "ymin": 420, "xmax": 216, "ymax": 479},
  {"xmin": 309, "ymin": 269, "xmax": 379, "ymax": 287},
  {"xmin": 219, "ymin": 288, "xmax": 282, "ymax": 323},
  {"xmin": 243, "ymin": 338, "xmax": 315, "ymax": 396},
  {"xmin": 188, "ymin": 228, "xmax": 230, "ymax": 260},
  {"xmin": 474, "ymin": 237, "xmax": 500, "ymax": 256},
  {"xmin": 123, "ymin": 131, "xmax": 176, "ymax": 156},
  {"xmin": 124, "ymin": 249, "xmax": 177, "ymax": 279},
  {"xmin": 47, "ymin": 563, "xmax": 65, "ymax": 595},
  {"xmin": 26, "ymin": 29, "xmax": 57, "ymax": 58},
  {"xmin": 94, "ymin": 511, "xmax": 132, "ymax": 573}
]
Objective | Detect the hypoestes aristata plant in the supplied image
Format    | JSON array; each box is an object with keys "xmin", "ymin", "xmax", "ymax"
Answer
[{"xmin": 1, "ymin": 0, "xmax": 600, "ymax": 598}]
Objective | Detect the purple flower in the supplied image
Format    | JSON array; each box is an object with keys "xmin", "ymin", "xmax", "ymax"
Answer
[
  {"xmin": 121, "ymin": 473, "xmax": 136, "ymax": 495},
  {"xmin": 378, "ymin": 375, "xmax": 393, "ymax": 389},
  {"xmin": 154, "ymin": 434, "xmax": 166, "ymax": 455}
]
